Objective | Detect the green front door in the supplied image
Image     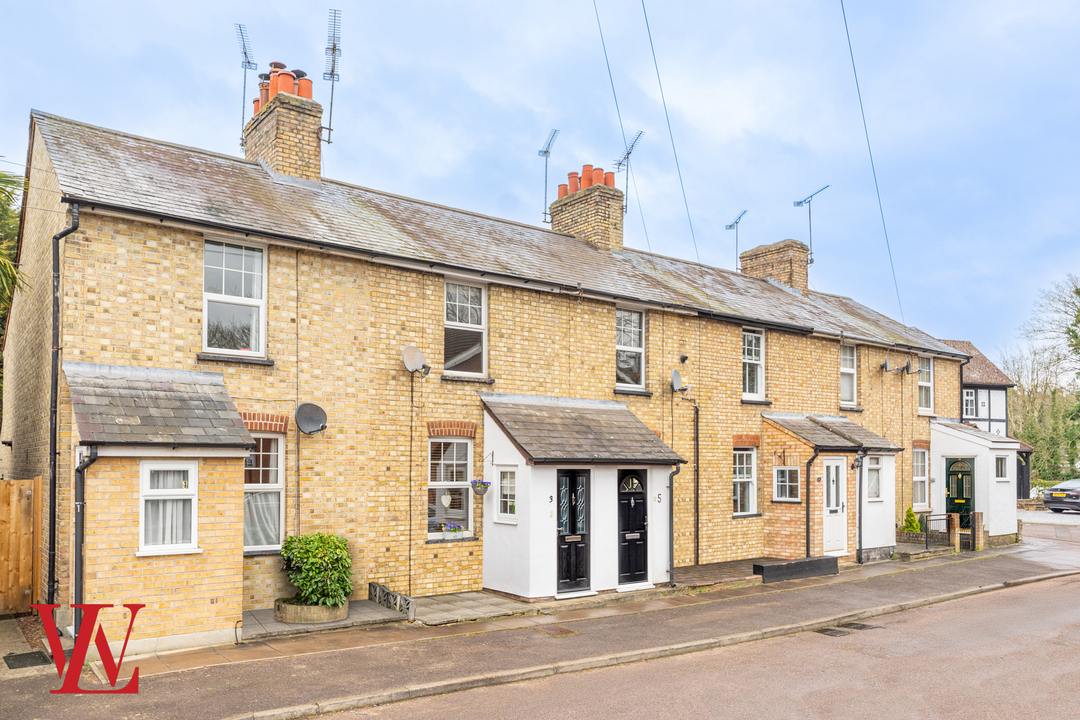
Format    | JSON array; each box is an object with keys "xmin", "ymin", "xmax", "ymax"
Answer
[{"xmin": 945, "ymin": 458, "xmax": 973, "ymax": 526}]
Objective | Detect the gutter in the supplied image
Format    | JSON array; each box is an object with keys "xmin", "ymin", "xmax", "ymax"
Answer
[
  {"xmin": 73, "ymin": 446, "xmax": 97, "ymax": 640},
  {"xmin": 805, "ymin": 449, "xmax": 820, "ymax": 557},
  {"xmin": 47, "ymin": 203, "xmax": 79, "ymax": 605}
]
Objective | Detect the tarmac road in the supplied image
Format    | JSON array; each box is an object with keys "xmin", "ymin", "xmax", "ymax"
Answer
[{"xmin": 336, "ymin": 573, "xmax": 1080, "ymax": 720}]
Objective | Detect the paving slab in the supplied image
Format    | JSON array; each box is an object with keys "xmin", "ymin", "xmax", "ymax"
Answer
[{"xmin": 241, "ymin": 599, "xmax": 402, "ymax": 640}]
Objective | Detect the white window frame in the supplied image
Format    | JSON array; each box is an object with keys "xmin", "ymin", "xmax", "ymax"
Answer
[
  {"xmin": 496, "ymin": 465, "xmax": 518, "ymax": 523},
  {"xmin": 244, "ymin": 433, "xmax": 286, "ymax": 551},
  {"xmin": 963, "ymin": 389, "xmax": 976, "ymax": 418},
  {"xmin": 742, "ymin": 329, "xmax": 765, "ymax": 401},
  {"xmin": 912, "ymin": 449, "xmax": 929, "ymax": 509},
  {"xmin": 733, "ymin": 448, "xmax": 757, "ymax": 515},
  {"xmin": 428, "ymin": 437, "xmax": 474, "ymax": 539},
  {"xmin": 615, "ymin": 308, "xmax": 646, "ymax": 389},
  {"xmin": 840, "ymin": 345, "xmax": 857, "ymax": 406},
  {"xmin": 137, "ymin": 460, "xmax": 199, "ymax": 556},
  {"xmin": 773, "ymin": 466, "xmax": 801, "ymax": 502},
  {"xmin": 866, "ymin": 456, "xmax": 882, "ymax": 501},
  {"xmin": 995, "ymin": 456, "xmax": 1009, "ymax": 480},
  {"xmin": 917, "ymin": 357, "xmax": 934, "ymax": 414},
  {"xmin": 443, "ymin": 281, "xmax": 487, "ymax": 377},
  {"xmin": 202, "ymin": 238, "xmax": 268, "ymax": 358}
]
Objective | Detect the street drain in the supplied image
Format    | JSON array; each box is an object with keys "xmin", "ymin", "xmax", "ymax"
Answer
[
  {"xmin": 535, "ymin": 624, "xmax": 577, "ymax": 637},
  {"xmin": 4, "ymin": 650, "xmax": 52, "ymax": 669},
  {"xmin": 838, "ymin": 622, "xmax": 880, "ymax": 631},
  {"xmin": 815, "ymin": 628, "xmax": 850, "ymax": 637}
]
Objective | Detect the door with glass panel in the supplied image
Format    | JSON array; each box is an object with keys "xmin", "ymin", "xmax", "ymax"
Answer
[
  {"xmin": 557, "ymin": 470, "xmax": 590, "ymax": 592},
  {"xmin": 822, "ymin": 458, "xmax": 847, "ymax": 553},
  {"xmin": 945, "ymin": 458, "xmax": 974, "ymax": 527},
  {"xmin": 618, "ymin": 470, "xmax": 648, "ymax": 585}
]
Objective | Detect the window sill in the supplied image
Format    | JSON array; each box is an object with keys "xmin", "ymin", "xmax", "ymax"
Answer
[
  {"xmin": 917, "ymin": 410, "xmax": 936, "ymax": 417},
  {"xmin": 741, "ymin": 398, "xmax": 772, "ymax": 406},
  {"xmin": 426, "ymin": 535, "xmax": 480, "ymax": 544},
  {"xmin": 867, "ymin": 498, "xmax": 884, "ymax": 503},
  {"xmin": 771, "ymin": 498, "xmax": 801, "ymax": 504},
  {"xmin": 440, "ymin": 374, "xmax": 495, "ymax": 385},
  {"xmin": 839, "ymin": 405, "xmax": 864, "ymax": 412},
  {"xmin": 135, "ymin": 548, "xmax": 203, "ymax": 557},
  {"xmin": 732, "ymin": 513, "xmax": 762, "ymax": 519},
  {"xmin": 197, "ymin": 353, "xmax": 274, "ymax": 367},
  {"xmin": 244, "ymin": 548, "xmax": 281, "ymax": 557},
  {"xmin": 494, "ymin": 518, "xmax": 518, "ymax": 526},
  {"xmin": 614, "ymin": 387, "xmax": 653, "ymax": 398}
]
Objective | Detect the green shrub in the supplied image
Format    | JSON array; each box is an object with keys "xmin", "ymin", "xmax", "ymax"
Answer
[
  {"xmin": 898, "ymin": 506, "xmax": 921, "ymax": 533},
  {"xmin": 281, "ymin": 532, "xmax": 353, "ymax": 607}
]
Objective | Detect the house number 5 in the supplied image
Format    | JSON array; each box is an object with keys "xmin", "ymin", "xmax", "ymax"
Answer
[{"xmin": 656, "ymin": 493, "xmax": 662, "ymax": 503}]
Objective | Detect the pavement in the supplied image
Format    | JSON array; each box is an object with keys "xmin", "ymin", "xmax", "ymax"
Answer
[
  {"xmin": 0, "ymin": 617, "xmax": 42, "ymax": 682},
  {"xmin": 2, "ymin": 534, "xmax": 1078, "ymax": 720},
  {"xmin": 243, "ymin": 600, "xmax": 403, "ymax": 640}
]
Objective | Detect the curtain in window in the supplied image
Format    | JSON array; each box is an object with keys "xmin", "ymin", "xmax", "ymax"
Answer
[
  {"xmin": 150, "ymin": 469, "xmax": 187, "ymax": 489},
  {"xmin": 244, "ymin": 492, "xmax": 280, "ymax": 547},
  {"xmin": 144, "ymin": 499, "xmax": 192, "ymax": 546}
]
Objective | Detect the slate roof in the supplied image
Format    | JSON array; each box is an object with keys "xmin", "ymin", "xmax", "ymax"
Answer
[
  {"xmin": 63, "ymin": 362, "xmax": 253, "ymax": 447},
  {"xmin": 480, "ymin": 393, "xmax": 684, "ymax": 465},
  {"xmin": 763, "ymin": 413, "xmax": 902, "ymax": 453},
  {"xmin": 936, "ymin": 340, "xmax": 1014, "ymax": 387},
  {"xmin": 31, "ymin": 111, "xmax": 965, "ymax": 357}
]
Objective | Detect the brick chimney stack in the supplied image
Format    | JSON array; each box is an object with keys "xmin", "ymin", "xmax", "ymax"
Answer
[
  {"xmin": 740, "ymin": 239, "xmax": 809, "ymax": 294},
  {"xmin": 244, "ymin": 61, "xmax": 323, "ymax": 181},
  {"xmin": 549, "ymin": 164, "xmax": 623, "ymax": 253}
]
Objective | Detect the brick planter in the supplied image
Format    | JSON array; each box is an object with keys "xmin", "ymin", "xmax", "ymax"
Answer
[{"xmin": 274, "ymin": 597, "xmax": 349, "ymax": 624}]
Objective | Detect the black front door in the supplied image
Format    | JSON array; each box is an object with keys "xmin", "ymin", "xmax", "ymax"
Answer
[
  {"xmin": 557, "ymin": 470, "xmax": 590, "ymax": 592},
  {"xmin": 618, "ymin": 470, "xmax": 648, "ymax": 584}
]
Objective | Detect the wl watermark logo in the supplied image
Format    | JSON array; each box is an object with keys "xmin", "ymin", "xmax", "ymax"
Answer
[{"xmin": 31, "ymin": 604, "xmax": 145, "ymax": 694}]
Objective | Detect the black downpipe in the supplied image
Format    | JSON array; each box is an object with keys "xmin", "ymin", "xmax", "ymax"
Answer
[
  {"xmin": 668, "ymin": 463, "xmax": 682, "ymax": 588},
  {"xmin": 805, "ymin": 449, "xmax": 820, "ymax": 557},
  {"xmin": 48, "ymin": 203, "xmax": 79, "ymax": 604},
  {"xmin": 854, "ymin": 449, "xmax": 867, "ymax": 563},
  {"xmin": 74, "ymin": 446, "xmax": 98, "ymax": 639},
  {"xmin": 692, "ymin": 402, "xmax": 700, "ymax": 566}
]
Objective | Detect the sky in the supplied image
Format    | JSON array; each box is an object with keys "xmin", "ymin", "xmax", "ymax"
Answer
[{"xmin": 3, "ymin": 1, "xmax": 1079, "ymax": 362}]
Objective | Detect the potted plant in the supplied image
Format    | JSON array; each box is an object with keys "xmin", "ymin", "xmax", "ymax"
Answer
[
  {"xmin": 274, "ymin": 532, "xmax": 354, "ymax": 624},
  {"xmin": 470, "ymin": 478, "xmax": 491, "ymax": 496},
  {"xmin": 442, "ymin": 522, "xmax": 465, "ymax": 533}
]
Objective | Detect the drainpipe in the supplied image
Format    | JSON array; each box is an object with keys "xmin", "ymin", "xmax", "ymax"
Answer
[
  {"xmin": 804, "ymin": 448, "xmax": 820, "ymax": 557},
  {"xmin": 48, "ymin": 203, "xmax": 79, "ymax": 605},
  {"xmin": 73, "ymin": 445, "xmax": 97, "ymax": 639},
  {"xmin": 691, "ymin": 402, "xmax": 700, "ymax": 566},
  {"xmin": 668, "ymin": 463, "xmax": 682, "ymax": 588},
  {"xmin": 854, "ymin": 449, "xmax": 867, "ymax": 563}
]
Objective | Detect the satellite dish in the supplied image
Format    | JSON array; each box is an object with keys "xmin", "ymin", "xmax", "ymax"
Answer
[
  {"xmin": 403, "ymin": 346, "xmax": 427, "ymax": 373},
  {"xmin": 671, "ymin": 369, "xmax": 684, "ymax": 392},
  {"xmin": 295, "ymin": 403, "xmax": 327, "ymax": 434},
  {"xmin": 880, "ymin": 358, "xmax": 891, "ymax": 373}
]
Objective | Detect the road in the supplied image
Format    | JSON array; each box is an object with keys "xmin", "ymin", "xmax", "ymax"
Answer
[
  {"xmin": 1019, "ymin": 508, "xmax": 1080, "ymax": 526},
  {"xmin": 335, "ymin": 574, "xmax": 1080, "ymax": 720}
]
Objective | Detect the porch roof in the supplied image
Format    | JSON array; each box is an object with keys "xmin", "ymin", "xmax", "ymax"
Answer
[
  {"xmin": 63, "ymin": 361, "xmax": 254, "ymax": 447},
  {"xmin": 930, "ymin": 419, "xmax": 1023, "ymax": 449},
  {"xmin": 479, "ymin": 393, "xmax": 684, "ymax": 465},
  {"xmin": 763, "ymin": 413, "xmax": 902, "ymax": 453}
]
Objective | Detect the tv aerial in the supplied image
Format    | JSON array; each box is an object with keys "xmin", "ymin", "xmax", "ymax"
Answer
[
  {"xmin": 321, "ymin": 9, "xmax": 342, "ymax": 144},
  {"xmin": 538, "ymin": 129, "xmax": 560, "ymax": 223},
  {"xmin": 793, "ymin": 185, "xmax": 829, "ymax": 265},
  {"xmin": 234, "ymin": 23, "xmax": 257, "ymax": 149},
  {"xmin": 295, "ymin": 403, "xmax": 328, "ymax": 434},
  {"xmin": 402, "ymin": 346, "xmax": 431, "ymax": 376},
  {"xmin": 726, "ymin": 210, "xmax": 747, "ymax": 271},
  {"xmin": 613, "ymin": 130, "xmax": 644, "ymax": 215}
]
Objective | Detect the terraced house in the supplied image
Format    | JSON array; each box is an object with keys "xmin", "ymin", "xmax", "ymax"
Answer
[{"xmin": 1, "ymin": 64, "xmax": 1018, "ymax": 654}]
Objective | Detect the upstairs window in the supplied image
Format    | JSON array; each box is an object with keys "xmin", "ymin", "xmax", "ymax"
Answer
[
  {"xmin": 918, "ymin": 357, "xmax": 934, "ymax": 412},
  {"xmin": 616, "ymin": 309, "xmax": 645, "ymax": 388},
  {"xmin": 742, "ymin": 330, "xmax": 764, "ymax": 400},
  {"xmin": 444, "ymin": 282, "xmax": 486, "ymax": 375},
  {"xmin": 963, "ymin": 389, "xmax": 976, "ymax": 418},
  {"xmin": 840, "ymin": 346, "xmax": 857, "ymax": 405},
  {"xmin": 203, "ymin": 240, "xmax": 266, "ymax": 356}
]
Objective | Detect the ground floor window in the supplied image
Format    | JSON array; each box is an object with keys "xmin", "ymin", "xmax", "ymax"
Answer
[
  {"xmin": 429, "ymin": 439, "xmax": 472, "ymax": 536},
  {"xmin": 733, "ymin": 448, "xmax": 757, "ymax": 515},
  {"xmin": 139, "ymin": 460, "xmax": 198, "ymax": 554},
  {"xmin": 867, "ymin": 456, "xmax": 882, "ymax": 500},
  {"xmin": 498, "ymin": 468, "xmax": 517, "ymax": 520},
  {"xmin": 995, "ymin": 456, "xmax": 1008, "ymax": 479},
  {"xmin": 245, "ymin": 434, "xmax": 285, "ymax": 550},
  {"xmin": 773, "ymin": 467, "xmax": 800, "ymax": 501},
  {"xmin": 913, "ymin": 450, "xmax": 928, "ymax": 507}
]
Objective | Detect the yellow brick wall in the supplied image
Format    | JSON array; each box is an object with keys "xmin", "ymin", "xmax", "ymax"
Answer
[{"xmin": 244, "ymin": 92, "xmax": 323, "ymax": 181}]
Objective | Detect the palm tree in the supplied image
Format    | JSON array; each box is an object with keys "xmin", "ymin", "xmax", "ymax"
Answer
[{"xmin": 0, "ymin": 162, "xmax": 27, "ymax": 300}]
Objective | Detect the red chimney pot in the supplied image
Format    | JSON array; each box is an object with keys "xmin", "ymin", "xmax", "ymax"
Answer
[
  {"xmin": 581, "ymin": 165, "xmax": 593, "ymax": 188},
  {"xmin": 568, "ymin": 172, "xmax": 580, "ymax": 193},
  {"xmin": 604, "ymin": 171, "xmax": 615, "ymax": 187},
  {"xmin": 558, "ymin": 184, "xmax": 568, "ymax": 199}
]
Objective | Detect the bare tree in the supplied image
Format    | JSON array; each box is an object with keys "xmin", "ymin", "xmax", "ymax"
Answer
[{"xmin": 1021, "ymin": 274, "xmax": 1080, "ymax": 374}]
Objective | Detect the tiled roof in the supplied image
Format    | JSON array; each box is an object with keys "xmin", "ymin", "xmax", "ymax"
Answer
[
  {"xmin": 480, "ymin": 393, "xmax": 684, "ymax": 465},
  {"xmin": 936, "ymin": 340, "xmax": 1014, "ymax": 387},
  {"xmin": 931, "ymin": 420, "xmax": 1023, "ymax": 448},
  {"xmin": 763, "ymin": 413, "xmax": 902, "ymax": 452},
  {"xmin": 63, "ymin": 362, "xmax": 253, "ymax": 447},
  {"xmin": 33, "ymin": 111, "xmax": 962, "ymax": 356}
]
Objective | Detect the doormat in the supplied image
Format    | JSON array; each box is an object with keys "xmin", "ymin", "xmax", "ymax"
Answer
[
  {"xmin": 814, "ymin": 628, "xmax": 850, "ymax": 637},
  {"xmin": 838, "ymin": 622, "xmax": 880, "ymax": 631},
  {"xmin": 535, "ymin": 624, "xmax": 577, "ymax": 637},
  {"xmin": 4, "ymin": 650, "xmax": 51, "ymax": 669}
]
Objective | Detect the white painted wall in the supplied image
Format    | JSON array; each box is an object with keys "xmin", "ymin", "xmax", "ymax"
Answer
[
  {"xmin": 861, "ymin": 454, "xmax": 896, "ymax": 551},
  {"xmin": 480, "ymin": 413, "xmax": 531, "ymax": 597},
  {"xmin": 929, "ymin": 423, "xmax": 1018, "ymax": 537}
]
